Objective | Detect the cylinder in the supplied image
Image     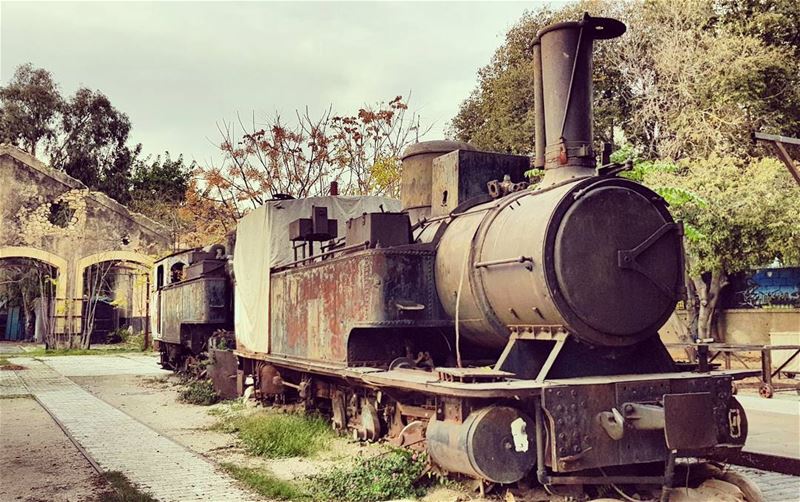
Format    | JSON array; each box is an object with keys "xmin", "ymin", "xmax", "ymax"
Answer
[
  {"xmin": 537, "ymin": 15, "xmax": 625, "ymax": 180},
  {"xmin": 533, "ymin": 39, "xmax": 545, "ymax": 169},
  {"xmin": 426, "ymin": 406, "xmax": 536, "ymax": 484},
  {"xmin": 434, "ymin": 176, "xmax": 683, "ymax": 348},
  {"xmin": 400, "ymin": 140, "xmax": 475, "ymax": 224}
]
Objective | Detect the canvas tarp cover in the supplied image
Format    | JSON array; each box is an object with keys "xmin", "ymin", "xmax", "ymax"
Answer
[{"xmin": 233, "ymin": 195, "xmax": 401, "ymax": 353}]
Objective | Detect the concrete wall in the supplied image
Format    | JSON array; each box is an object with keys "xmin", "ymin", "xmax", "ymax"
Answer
[
  {"xmin": 0, "ymin": 145, "xmax": 171, "ymax": 337},
  {"xmin": 660, "ymin": 308, "xmax": 800, "ymax": 345},
  {"xmin": 717, "ymin": 309, "xmax": 799, "ymax": 345}
]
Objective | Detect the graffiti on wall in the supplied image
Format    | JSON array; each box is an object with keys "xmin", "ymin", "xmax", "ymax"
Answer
[{"xmin": 726, "ymin": 267, "xmax": 800, "ymax": 309}]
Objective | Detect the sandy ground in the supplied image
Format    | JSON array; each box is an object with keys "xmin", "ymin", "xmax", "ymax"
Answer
[
  {"xmin": 71, "ymin": 374, "xmax": 558, "ymax": 501},
  {"xmin": 72, "ymin": 374, "xmax": 387, "ymax": 481},
  {"xmin": 0, "ymin": 396, "xmax": 111, "ymax": 502}
]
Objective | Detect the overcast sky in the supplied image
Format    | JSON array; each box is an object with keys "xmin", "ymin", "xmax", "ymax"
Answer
[{"xmin": 1, "ymin": 1, "xmax": 558, "ymax": 166}]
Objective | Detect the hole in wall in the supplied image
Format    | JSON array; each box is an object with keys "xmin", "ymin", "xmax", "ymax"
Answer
[{"xmin": 48, "ymin": 201, "xmax": 75, "ymax": 228}]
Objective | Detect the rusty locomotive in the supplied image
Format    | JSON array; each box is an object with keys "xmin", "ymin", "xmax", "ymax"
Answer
[
  {"xmin": 157, "ymin": 14, "xmax": 754, "ymax": 499},
  {"xmin": 151, "ymin": 245, "xmax": 232, "ymax": 371}
]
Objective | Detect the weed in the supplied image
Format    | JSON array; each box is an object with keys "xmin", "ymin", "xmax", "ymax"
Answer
[
  {"xmin": 141, "ymin": 375, "xmax": 171, "ymax": 386},
  {"xmin": 221, "ymin": 463, "xmax": 307, "ymax": 500},
  {"xmin": 178, "ymin": 379, "xmax": 219, "ymax": 406},
  {"xmin": 227, "ymin": 412, "xmax": 333, "ymax": 458},
  {"xmin": 307, "ymin": 448, "xmax": 430, "ymax": 502},
  {"xmin": 102, "ymin": 471, "xmax": 158, "ymax": 502}
]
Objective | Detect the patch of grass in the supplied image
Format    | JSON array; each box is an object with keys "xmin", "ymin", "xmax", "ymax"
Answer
[
  {"xmin": 307, "ymin": 449, "xmax": 431, "ymax": 502},
  {"xmin": 0, "ymin": 357, "xmax": 11, "ymax": 366},
  {"xmin": 207, "ymin": 399, "xmax": 246, "ymax": 417},
  {"xmin": 178, "ymin": 379, "xmax": 219, "ymax": 406},
  {"xmin": 226, "ymin": 412, "xmax": 334, "ymax": 458},
  {"xmin": 102, "ymin": 471, "xmax": 158, "ymax": 502},
  {"xmin": 221, "ymin": 463, "xmax": 307, "ymax": 500}
]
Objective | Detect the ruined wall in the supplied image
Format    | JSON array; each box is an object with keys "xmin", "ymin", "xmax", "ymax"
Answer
[{"xmin": 0, "ymin": 145, "xmax": 171, "ymax": 336}]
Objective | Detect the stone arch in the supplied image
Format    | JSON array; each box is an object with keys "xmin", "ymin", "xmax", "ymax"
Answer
[
  {"xmin": 73, "ymin": 251, "xmax": 154, "ymax": 336},
  {"xmin": 0, "ymin": 246, "xmax": 69, "ymax": 300},
  {"xmin": 0, "ymin": 246, "xmax": 70, "ymax": 336},
  {"xmin": 73, "ymin": 250, "xmax": 154, "ymax": 300}
]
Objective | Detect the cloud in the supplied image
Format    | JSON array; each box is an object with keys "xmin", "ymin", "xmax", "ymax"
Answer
[{"xmin": 1, "ymin": 1, "xmax": 543, "ymax": 166}]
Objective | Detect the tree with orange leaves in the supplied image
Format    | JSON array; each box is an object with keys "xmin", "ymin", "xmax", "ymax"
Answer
[{"xmin": 196, "ymin": 96, "xmax": 427, "ymax": 209}]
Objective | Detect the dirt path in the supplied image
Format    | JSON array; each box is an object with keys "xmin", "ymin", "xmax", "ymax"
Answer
[
  {"xmin": 73, "ymin": 374, "xmax": 389, "ymax": 481},
  {"xmin": 0, "ymin": 396, "xmax": 110, "ymax": 502}
]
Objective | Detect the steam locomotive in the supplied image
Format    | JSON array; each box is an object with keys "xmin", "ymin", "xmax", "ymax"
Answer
[{"xmin": 154, "ymin": 14, "xmax": 753, "ymax": 499}]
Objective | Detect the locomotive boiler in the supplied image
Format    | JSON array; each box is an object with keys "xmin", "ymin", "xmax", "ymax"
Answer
[{"xmin": 221, "ymin": 13, "xmax": 752, "ymax": 499}]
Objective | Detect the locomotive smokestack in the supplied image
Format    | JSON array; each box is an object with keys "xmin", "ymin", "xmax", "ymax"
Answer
[
  {"xmin": 536, "ymin": 13, "xmax": 625, "ymax": 184},
  {"xmin": 533, "ymin": 39, "xmax": 546, "ymax": 169}
]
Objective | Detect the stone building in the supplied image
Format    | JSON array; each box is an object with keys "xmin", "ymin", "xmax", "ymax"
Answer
[{"xmin": 0, "ymin": 144, "xmax": 171, "ymax": 343}]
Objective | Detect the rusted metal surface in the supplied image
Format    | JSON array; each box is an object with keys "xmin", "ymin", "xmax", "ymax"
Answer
[
  {"xmin": 427, "ymin": 406, "xmax": 536, "ymax": 484},
  {"xmin": 538, "ymin": 14, "xmax": 625, "ymax": 178},
  {"xmin": 224, "ymin": 12, "xmax": 762, "ymax": 491},
  {"xmin": 541, "ymin": 375, "xmax": 744, "ymax": 473},
  {"xmin": 435, "ymin": 177, "xmax": 682, "ymax": 349},
  {"xmin": 399, "ymin": 140, "xmax": 476, "ymax": 224},
  {"xmin": 344, "ymin": 212, "xmax": 411, "ymax": 248},
  {"xmin": 208, "ymin": 348, "xmax": 238, "ymax": 400},
  {"xmin": 157, "ymin": 276, "xmax": 229, "ymax": 345},
  {"xmin": 269, "ymin": 247, "xmax": 441, "ymax": 363},
  {"xmin": 430, "ymin": 150, "xmax": 530, "ymax": 217},
  {"xmin": 257, "ymin": 363, "xmax": 284, "ymax": 396}
]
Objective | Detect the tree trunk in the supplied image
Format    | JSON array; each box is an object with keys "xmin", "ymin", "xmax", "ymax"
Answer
[
  {"xmin": 692, "ymin": 270, "xmax": 729, "ymax": 343},
  {"xmin": 19, "ymin": 293, "xmax": 31, "ymax": 341}
]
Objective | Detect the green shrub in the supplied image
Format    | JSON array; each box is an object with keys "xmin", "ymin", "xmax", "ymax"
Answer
[
  {"xmin": 222, "ymin": 463, "xmax": 306, "ymax": 500},
  {"xmin": 230, "ymin": 412, "xmax": 333, "ymax": 458},
  {"xmin": 178, "ymin": 379, "xmax": 219, "ymax": 406},
  {"xmin": 307, "ymin": 449, "xmax": 429, "ymax": 502}
]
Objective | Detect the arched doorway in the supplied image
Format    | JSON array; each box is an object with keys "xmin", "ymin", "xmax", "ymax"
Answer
[
  {"xmin": 0, "ymin": 247, "xmax": 68, "ymax": 344},
  {"xmin": 74, "ymin": 251, "xmax": 153, "ymax": 348}
]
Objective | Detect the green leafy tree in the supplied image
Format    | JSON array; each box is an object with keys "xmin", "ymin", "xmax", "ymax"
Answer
[
  {"xmin": 616, "ymin": 0, "xmax": 798, "ymax": 159},
  {"xmin": 48, "ymin": 88, "xmax": 140, "ymax": 203},
  {"xmin": 131, "ymin": 152, "xmax": 193, "ymax": 205},
  {"xmin": 1, "ymin": 64, "xmax": 188, "ymax": 208},
  {"xmin": 631, "ymin": 154, "xmax": 800, "ymax": 341},
  {"xmin": 448, "ymin": 0, "xmax": 629, "ymax": 154},
  {"xmin": 0, "ymin": 64, "xmax": 63, "ymax": 155},
  {"xmin": 450, "ymin": 0, "xmax": 800, "ymax": 160}
]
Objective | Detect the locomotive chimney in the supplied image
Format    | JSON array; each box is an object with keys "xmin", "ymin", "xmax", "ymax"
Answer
[{"xmin": 536, "ymin": 13, "xmax": 626, "ymax": 185}]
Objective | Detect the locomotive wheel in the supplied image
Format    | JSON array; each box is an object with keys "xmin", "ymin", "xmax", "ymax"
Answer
[
  {"xmin": 393, "ymin": 420, "xmax": 425, "ymax": 448},
  {"xmin": 758, "ymin": 383, "xmax": 774, "ymax": 399},
  {"xmin": 360, "ymin": 402, "xmax": 382, "ymax": 442}
]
